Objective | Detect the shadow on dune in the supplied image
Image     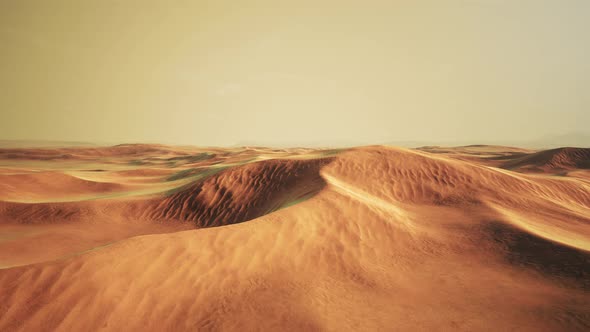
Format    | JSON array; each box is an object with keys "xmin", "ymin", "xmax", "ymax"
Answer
[
  {"xmin": 486, "ymin": 221, "xmax": 590, "ymax": 290},
  {"xmin": 501, "ymin": 147, "xmax": 590, "ymax": 172},
  {"xmin": 145, "ymin": 157, "xmax": 335, "ymax": 227},
  {"xmin": 0, "ymin": 157, "xmax": 335, "ymax": 227}
]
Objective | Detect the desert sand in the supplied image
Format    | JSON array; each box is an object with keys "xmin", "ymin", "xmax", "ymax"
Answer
[{"xmin": 0, "ymin": 144, "xmax": 589, "ymax": 331}]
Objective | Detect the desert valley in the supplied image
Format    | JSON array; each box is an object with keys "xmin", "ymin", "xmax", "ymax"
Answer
[{"xmin": 0, "ymin": 143, "xmax": 588, "ymax": 331}]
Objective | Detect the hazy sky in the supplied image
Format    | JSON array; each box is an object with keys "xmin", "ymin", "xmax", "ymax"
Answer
[{"xmin": 1, "ymin": 0, "xmax": 589, "ymax": 146}]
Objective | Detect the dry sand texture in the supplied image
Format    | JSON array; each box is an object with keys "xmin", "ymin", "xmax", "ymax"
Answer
[{"xmin": 0, "ymin": 144, "xmax": 589, "ymax": 331}]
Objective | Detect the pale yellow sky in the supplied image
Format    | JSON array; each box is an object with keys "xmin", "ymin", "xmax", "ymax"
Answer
[{"xmin": 1, "ymin": 0, "xmax": 589, "ymax": 147}]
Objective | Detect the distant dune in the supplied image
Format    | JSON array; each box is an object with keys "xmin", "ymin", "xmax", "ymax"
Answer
[
  {"xmin": 501, "ymin": 147, "xmax": 590, "ymax": 173},
  {"xmin": 0, "ymin": 140, "xmax": 99, "ymax": 148},
  {"xmin": 0, "ymin": 172, "xmax": 127, "ymax": 202},
  {"xmin": 0, "ymin": 144, "xmax": 588, "ymax": 331}
]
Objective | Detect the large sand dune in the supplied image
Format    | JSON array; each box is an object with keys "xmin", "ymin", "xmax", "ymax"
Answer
[{"xmin": 0, "ymin": 144, "xmax": 588, "ymax": 331}]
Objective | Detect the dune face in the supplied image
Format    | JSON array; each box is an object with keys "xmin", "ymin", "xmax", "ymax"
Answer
[
  {"xmin": 0, "ymin": 172, "xmax": 127, "ymax": 202},
  {"xmin": 0, "ymin": 144, "xmax": 589, "ymax": 331},
  {"xmin": 146, "ymin": 158, "xmax": 332, "ymax": 227},
  {"xmin": 501, "ymin": 147, "xmax": 590, "ymax": 173}
]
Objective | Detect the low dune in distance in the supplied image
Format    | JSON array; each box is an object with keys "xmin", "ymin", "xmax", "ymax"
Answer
[{"xmin": 0, "ymin": 144, "xmax": 589, "ymax": 331}]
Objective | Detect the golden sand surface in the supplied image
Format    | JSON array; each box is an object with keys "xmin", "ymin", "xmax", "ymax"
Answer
[{"xmin": 0, "ymin": 144, "xmax": 588, "ymax": 331}]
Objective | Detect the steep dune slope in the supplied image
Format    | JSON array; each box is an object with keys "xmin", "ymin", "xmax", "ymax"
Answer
[
  {"xmin": 0, "ymin": 158, "xmax": 331, "ymax": 226},
  {"xmin": 0, "ymin": 157, "xmax": 333, "ymax": 267},
  {"xmin": 145, "ymin": 158, "xmax": 332, "ymax": 226},
  {"xmin": 328, "ymin": 147, "xmax": 590, "ymax": 250},
  {"xmin": 0, "ymin": 146, "xmax": 589, "ymax": 331}
]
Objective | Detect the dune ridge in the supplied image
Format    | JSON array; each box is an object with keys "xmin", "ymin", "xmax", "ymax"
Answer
[
  {"xmin": 145, "ymin": 158, "xmax": 332, "ymax": 226},
  {"xmin": 501, "ymin": 147, "xmax": 590, "ymax": 173}
]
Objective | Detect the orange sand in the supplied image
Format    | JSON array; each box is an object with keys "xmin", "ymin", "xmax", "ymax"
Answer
[{"xmin": 0, "ymin": 144, "xmax": 588, "ymax": 331}]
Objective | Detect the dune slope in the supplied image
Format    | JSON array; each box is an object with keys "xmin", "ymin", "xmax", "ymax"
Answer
[
  {"xmin": 145, "ymin": 158, "xmax": 332, "ymax": 226},
  {"xmin": 0, "ymin": 172, "xmax": 128, "ymax": 202},
  {"xmin": 502, "ymin": 147, "xmax": 590, "ymax": 173}
]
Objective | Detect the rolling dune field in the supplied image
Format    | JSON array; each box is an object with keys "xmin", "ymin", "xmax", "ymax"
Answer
[{"xmin": 0, "ymin": 144, "xmax": 589, "ymax": 331}]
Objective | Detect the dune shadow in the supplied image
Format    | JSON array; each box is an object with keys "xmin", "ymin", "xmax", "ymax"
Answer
[
  {"xmin": 146, "ymin": 157, "xmax": 335, "ymax": 228},
  {"xmin": 486, "ymin": 221, "xmax": 590, "ymax": 290}
]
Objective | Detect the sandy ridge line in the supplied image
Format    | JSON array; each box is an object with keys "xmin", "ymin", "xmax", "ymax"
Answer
[{"xmin": 321, "ymin": 171, "xmax": 415, "ymax": 230}]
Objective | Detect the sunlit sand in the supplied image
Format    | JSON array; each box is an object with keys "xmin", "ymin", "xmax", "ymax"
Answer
[{"xmin": 1, "ymin": 144, "xmax": 588, "ymax": 331}]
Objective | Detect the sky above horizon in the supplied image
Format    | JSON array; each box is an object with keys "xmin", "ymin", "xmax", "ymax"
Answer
[{"xmin": 1, "ymin": 0, "xmax": 589, "ymax": 147}]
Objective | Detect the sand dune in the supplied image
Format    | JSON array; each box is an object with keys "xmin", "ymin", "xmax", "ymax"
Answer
[
  {"xmin": 0, "ymin": 172, "xmax": 128, "ymax": 202},
  {"xmin": 0, "ymin": 144, "xmax": 190, "ymax": 160},
  {"xmin": 501, "ymin": 147, "xmax": 590, "ymax": 173},
  {"xmin": 0, "ymin": 144, "xmax": 589, "ymax": 331},
  {"xmin": 145, "ymin": 158, "xmax": 332, "ymax": 226}
]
